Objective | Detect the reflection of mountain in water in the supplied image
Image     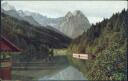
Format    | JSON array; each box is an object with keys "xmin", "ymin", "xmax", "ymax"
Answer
[{"xmin": 39, "ymin": 66, "xmax": 87, "ymax": 80}]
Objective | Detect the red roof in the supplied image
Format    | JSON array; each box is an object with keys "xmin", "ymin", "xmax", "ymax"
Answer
[{"xmin": 0, "ymin": 35, "xmax": 21, "ymax": 52}]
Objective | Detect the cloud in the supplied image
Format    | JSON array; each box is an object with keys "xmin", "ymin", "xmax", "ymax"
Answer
[{"xmin": 88, "ymin": 17, "xmax": 103, "ymax": 24}]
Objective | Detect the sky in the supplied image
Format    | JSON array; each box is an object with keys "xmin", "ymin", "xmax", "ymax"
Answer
[{"xmin": 2, "ymin": 1, "xmax": 127, "ymax": 24}]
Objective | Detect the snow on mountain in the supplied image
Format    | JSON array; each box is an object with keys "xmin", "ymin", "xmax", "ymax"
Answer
[
  {"xmin": 1, "ymin": 2, "xmax": 15, "ymax": 11},
  {"xmin": 1, "ymin": 2, "xmax": 41, "ymax": 27}
]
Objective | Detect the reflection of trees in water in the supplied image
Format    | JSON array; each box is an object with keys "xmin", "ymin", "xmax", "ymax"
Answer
[{"xmin": 18, "ymin": 45, "xmax": 55, "ymax": 63}]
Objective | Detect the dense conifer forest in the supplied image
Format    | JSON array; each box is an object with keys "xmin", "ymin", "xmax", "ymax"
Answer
[{"xmin": 69, "ymin": 9, "xmax": 128, "ymax": 80}]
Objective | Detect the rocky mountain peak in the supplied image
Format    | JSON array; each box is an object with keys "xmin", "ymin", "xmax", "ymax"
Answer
[
  {"xmin": 73, "ymin": 10, "xmax": 81, "ymax": 15},
  {"xmin": 24, "ymin": 11, "xmax": 32, "ymax": 16},
  {"xmin": 1, "ymin": 2, "xmax": 15, "ymax": 11},
  {"xmin": 18, "ymin": 10, "xmax": 25, "ymax": 17},
  {"xmin": 65, "ymin": 11, "xmax": 73, "ymax": 18},
  {"xmin": 73, "ymin": 10, "xmax": 85, "ymax": 17},
  {"xmin": 58, "ymin": 10, "xmax": 91, "ymax": 39}
]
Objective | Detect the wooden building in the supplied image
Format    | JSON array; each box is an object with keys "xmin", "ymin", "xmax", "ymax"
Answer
[
  {"xmin": 0, "ymin": 35, "xmax": 21, "ymax": 80},
  {"xmin": 73, "ymin": 53, "xmax": 96, "ymax": 60}
]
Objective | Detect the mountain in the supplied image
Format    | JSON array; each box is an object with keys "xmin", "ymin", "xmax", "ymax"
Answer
[
  {"xmin": 58, "ymin": 10, "xmax": 91, "ymax": 39},
  {"xmin": 2, "ymin": 2, "xmax": 41, "ymax": 27},
  {"xmin": 1, "ymin": 2, "xmax": 91, "ymax": 39},
  {"xmin": 18, "ymin": 10, "xmax": 63, "ymax": 28},
  {"xmin": 1, "ymin": 2, "xmax": 62, "ymax": 27},
  {"xmin": 18, "ymin": 10, "xmax": 41, "ymax": 26},
  {"xmin": 1, "ymin": 2, "xmax": 67, "ymax": 37},
  {"xmin": 1, "ymin": 2, "xmax": 15, "ymax": 11},
  {"xmin": 3, "ymin": 9, "xmax": 22, "ymax": 20},
  {"xmin": 1, "ymin": 12, "xmax": 71, "ymax": 61},
  {"xmin": 69, "ymin": 9, "xmax": 128, "ymax": 80},
  {"xmin": 1, "ymin": 2, "xmax": 22, "ymax": 20},
  {"xmin": 19, "ymin": 10, "xmax": 91, "ymax": 39}
]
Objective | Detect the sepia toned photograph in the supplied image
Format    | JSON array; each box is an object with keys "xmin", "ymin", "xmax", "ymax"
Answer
[{"xmin": 0, "ymin": 0, "xmax": 128, "ymax": 81}]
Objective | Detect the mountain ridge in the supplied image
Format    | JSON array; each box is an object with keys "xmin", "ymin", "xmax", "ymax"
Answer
[
  {"xmin": 1, "ymin": 12, "xmax": 71, "ymax": 61},
  {"xmin": 1, "ymin": 2, "xmax": 91, "ymax": 39}
]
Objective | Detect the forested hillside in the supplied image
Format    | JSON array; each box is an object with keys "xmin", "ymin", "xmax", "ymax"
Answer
[
  {"xmin": 69, "ymin": 9, "xmax": 128, "ymax": 80},
  {"xmin": 1, "ymin": 12, "xmax": 71, "ymax": 61}
]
